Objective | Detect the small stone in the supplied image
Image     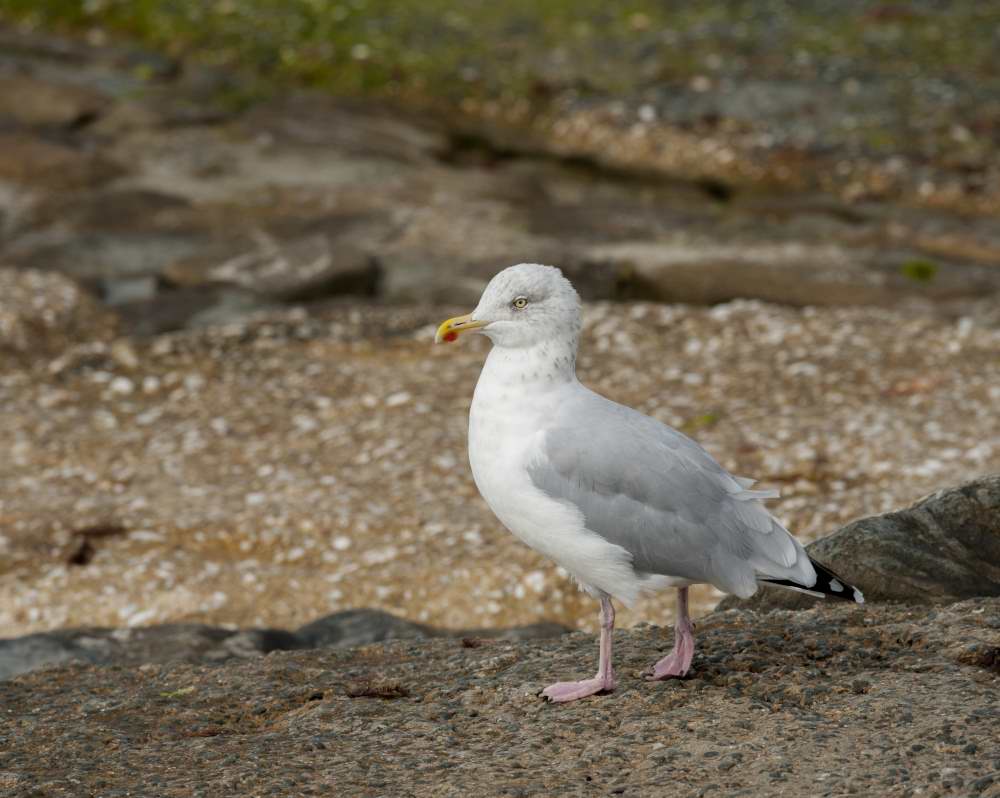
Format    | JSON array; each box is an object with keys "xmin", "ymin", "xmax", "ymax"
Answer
[{"xmin": 109, "ymin": 376, "xmax": 135, "ymax": 395}]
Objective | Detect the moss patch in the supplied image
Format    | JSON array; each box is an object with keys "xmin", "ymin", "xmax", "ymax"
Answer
[
  {"xmin": 899, "ymin": 259, "xmax": 938, "ymax": 283},
  {"xmin": 5, "ymin": 0, "xmax": 1000, "ymax": 111}
]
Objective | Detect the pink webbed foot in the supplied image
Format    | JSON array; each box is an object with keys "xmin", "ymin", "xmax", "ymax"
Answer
[
  {"xmin": 647, "ymin": 586, "xmax": 696, "ymax": 681},
  {"xmin": 542, "ymin": 596, "xmax": 617, "ymax": 703},
  {"xmin": 646, "ymin": 636, "xmax": 694, "ymax": 680},
  {"xmin": 541, "ymin": 673, "xmax": 616, "ymax": 703}
]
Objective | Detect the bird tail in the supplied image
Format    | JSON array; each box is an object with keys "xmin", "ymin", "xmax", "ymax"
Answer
[{"xmin": 761, "ymin": 557, "xmax": 864, "ymax": 604}]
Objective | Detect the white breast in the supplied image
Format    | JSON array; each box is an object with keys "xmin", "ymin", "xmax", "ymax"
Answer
[{"xmin": 467, "ymin": 347, "xmax": 645, "ymax": 604}]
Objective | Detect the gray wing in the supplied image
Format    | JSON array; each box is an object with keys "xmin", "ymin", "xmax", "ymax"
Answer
[{"xmin": 527, "ymin": 386, "xmax": 813, "ymax": 598}]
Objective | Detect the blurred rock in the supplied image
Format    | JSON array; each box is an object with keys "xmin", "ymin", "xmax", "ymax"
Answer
[
  {"xmin": 581, "ymin": 240, "xmax": 1000, "ymax": 307},
  {"xmin": 296, "ymin": 609, "xmax": 437, "ymax": 648},
  {"xmin": 0, "ymin": 74, "xmax": 110, "ymax": 129},
  {"xmin": 0, "ymin": 609, "xmax": 569, "ymax": 681},
  {"xmin": 101, "ymin": 275, "xmax": 160, "ymax": 305},
  {"xmin": 165, "ymin": 232, "xmax": 380, "ymax": 303},
  {"xmin": 297, "ymin": 609, "xmax": 568, "ymax": 648},
  {"xmin": 113, "ymin": 285, "xmax": 277, "ymax": 336},
  {"xmin": 9, "ymin": 230, "xmax": 209, "ymax": 284},
  {"xmin": 0, "ymin": 624, "xmax": 304, "ymax": 681},
  {"xmin": 718, "ymin": 474, "xmax": 1000, "ymax": 612},
  {"xmin": 238, "ymin": 95, "xmax": 449, "ymax": 163},
  {"xmin": 0, "ymin": 268, "xmax": 117, "ymax": 362},
  {"xmin": 3, "ymin": 22, "xmax": 1000, "ymax": 324},
  {"xmin": 28, "ymin": 188, "xmax": 194, "ymax": 234},
  {"xmin": 0, "ymin": 134, "xmax": 123, "ymax": 190},
  {"xmin": 375, "ymin": 250, "xmax": 489, "ymax": 305}
]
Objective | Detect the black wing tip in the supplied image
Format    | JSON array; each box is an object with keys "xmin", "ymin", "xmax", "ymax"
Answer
[{"xmin": 763, "ymin": 557, "xmax": 865, "ymax": 604}]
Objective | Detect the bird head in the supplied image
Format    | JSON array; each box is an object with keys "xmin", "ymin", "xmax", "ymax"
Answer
[{"xmin": 435, "ymin": 263, "xmax": 582, "ymax": 349}]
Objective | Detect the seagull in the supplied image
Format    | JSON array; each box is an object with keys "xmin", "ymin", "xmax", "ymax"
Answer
[{"xmin": 435, "ymin": 263, "xmax": 864, "ymax": 702}]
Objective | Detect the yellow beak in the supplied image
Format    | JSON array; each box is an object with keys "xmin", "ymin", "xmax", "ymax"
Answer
[{"xmin": 435, "ymin": 313, "xmax": 487, "ymax": 344}]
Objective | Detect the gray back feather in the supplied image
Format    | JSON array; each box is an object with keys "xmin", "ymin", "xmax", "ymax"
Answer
[{"xmin": 527, "ymin": 386, "xmax": 811, "ymax": 597}]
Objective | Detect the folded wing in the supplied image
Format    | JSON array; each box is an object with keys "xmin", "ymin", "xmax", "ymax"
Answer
[{"xmin": 527, "ymin": 387, "xmax": 816, "ymax": 598}]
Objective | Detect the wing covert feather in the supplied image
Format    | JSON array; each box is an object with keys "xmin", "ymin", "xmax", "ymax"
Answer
[{"xmin": 526, "ymin": 387, "xmax": 811, "ymax": 595}]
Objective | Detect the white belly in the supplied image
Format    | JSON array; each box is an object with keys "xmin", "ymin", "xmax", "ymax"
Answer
[{"xmin": 467, "ymin": 374, "xmax": 646, "ymax": 604}]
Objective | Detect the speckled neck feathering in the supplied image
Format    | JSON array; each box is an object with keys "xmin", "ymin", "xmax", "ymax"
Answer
[{"xmin": 436, "ymin": 263, "xmax": 864, "ymax": 703}]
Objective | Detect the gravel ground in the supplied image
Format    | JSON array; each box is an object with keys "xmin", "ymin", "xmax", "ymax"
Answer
[
  {"xmin": 2, "ymin": 21, "xmax": 1000, "ymax": 645},
  {"xmin": 1, "ymin": 599, "xmax": 997, "ymax": 797},
  {"xmin": 1, "ymin": 290, "xmax": 998, "ymax": 637}
]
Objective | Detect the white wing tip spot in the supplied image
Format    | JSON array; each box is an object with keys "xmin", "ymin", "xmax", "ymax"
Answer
[{"xmin": 853, "ymin": 588, "xmax": 865, "ymax": 604}]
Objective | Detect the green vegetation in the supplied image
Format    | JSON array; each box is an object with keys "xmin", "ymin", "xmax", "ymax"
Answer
[
  {"xmin": 899, "ymin": 258, "xmax": 938, "ymax": 283},
  {"xmin": 4, "ymin": 0, "xmax": 1000, "ymax": 109},
  {"xmin": 3, "ymin": 0, "xmax": 665, "ymax": 103}
]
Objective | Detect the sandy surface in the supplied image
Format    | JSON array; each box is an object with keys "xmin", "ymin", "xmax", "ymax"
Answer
[{"xmin": 2, "ymin": 297, "xmax": 998, "ymax": 637}]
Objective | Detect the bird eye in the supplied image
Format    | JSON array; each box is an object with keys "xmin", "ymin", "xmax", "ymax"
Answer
[{"xmin": 512, "ymin": 296, "xmax": 528, "ymax": 310}]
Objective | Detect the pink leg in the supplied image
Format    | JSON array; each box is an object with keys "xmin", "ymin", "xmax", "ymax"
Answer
[
  {"xmin": 647, "ymin": 587, "xmax": 695, "ymax": 680},
  {"xmin": 541, "ymin": 596, "xmax": 617, "ymax": 703}
]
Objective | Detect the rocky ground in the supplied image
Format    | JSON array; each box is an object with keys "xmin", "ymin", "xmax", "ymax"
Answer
[
  {"xmin": 1, "ymin": 12, "xmax": 999, "ymax": 796},
  {"xmin": 2, "ymin": 474, "xmax": 996, "ymax": 683},
  {"xmin": 1, "ymin": 599, "xmax": 998, "ymax": 797},
  {"xmin": 7, "ymin": 2, "xmax": 1000, "ymax": 217},
  {"xmin": 1, "ymin": 23, "xmax": 999, "ymax": 639},
  {"xmin": 3, "ymin": 480, "xmax": 999, "ymax": 794},
  {"xmin": 2, "ymin": 287, "xmax": 998, "ymax": 638},
  {"xmin": 3, "ymin": 22, "xmax": 1000, "ymax": 328}
]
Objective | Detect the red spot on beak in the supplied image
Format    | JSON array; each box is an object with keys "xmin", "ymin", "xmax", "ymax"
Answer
[{"xmin": 443, "ymin": 331, "xmax": 458, "ymax": 342}]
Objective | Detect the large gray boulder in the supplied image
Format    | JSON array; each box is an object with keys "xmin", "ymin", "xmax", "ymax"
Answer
[{"xmin": 719, "ymin": 473, "xmax": 1000, "ymax": 611}]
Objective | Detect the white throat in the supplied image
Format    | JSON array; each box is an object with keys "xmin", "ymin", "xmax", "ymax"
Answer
[
  {"xmin": 468, "ymin": 336, "xmax": 578, "ymax": 519},
  {"xmin": 477, "ymin": 337, "xmax": 577, "ymax": 396}
]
